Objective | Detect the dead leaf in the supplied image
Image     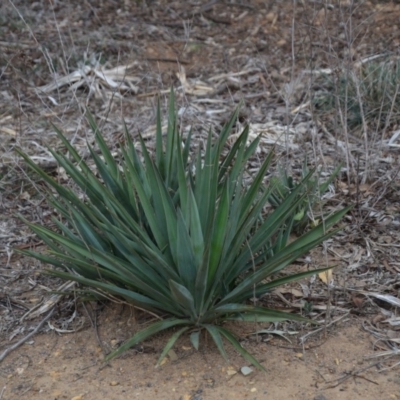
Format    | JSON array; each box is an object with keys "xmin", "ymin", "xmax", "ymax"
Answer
[
  {"xmin": 276, "ymin": 288, "xmax": 304, "ymax": 297},
  {"xmin": 168, "ymin": 349, "xmax": 178, "ymax": 361},
  {"xmin": 387, "ymin": 330, "xmax": 400, "ymax": 340},
  {"xmin": 372, "ymin": 314, "xmax": 386, "ymax": 325},
  {"xmin": 359, "ymin": 292, "xmax": 400, "ymax": 308},
  {"xmin": 19, "ymin": 191, "xmax": 31, "ymax": 201},
  {"xmin": 159, "ymin": 357, "xmax": 169, "ymax": 366},
  {"xmin": 318, "ymin": 269, "xmax": 333, "ymax": 285},
  {"xmin": 314, "ymin": 8, "xmax": 326, "ymax": 26},
  {"xmin": 265, "ymin": 12, "xmax": 278, "ymax": 25},
  {"xmin": 352, "ymin": 295, "xmax": 365, "ymax": 309},
  {"xmin": 0, "ymin": 127, "xmax": 17, "ymax": 136}
]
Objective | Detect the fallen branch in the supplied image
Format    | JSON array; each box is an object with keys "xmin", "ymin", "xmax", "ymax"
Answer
[
  {"xmin": 299, "ymin": 312, "xmax": 350, "ymax": 343},
  {"xmin": 0, "ymin": 308, "xmax": 55, "ymax": 363},
  {"xmin": 321, "ymin": 361, "xmax": 381, "ymax": 390}
]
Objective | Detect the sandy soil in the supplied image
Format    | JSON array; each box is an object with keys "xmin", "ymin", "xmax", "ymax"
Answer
[{"xmin": 1, "ymin": 307, "xmax": 400, "ymax": 400}]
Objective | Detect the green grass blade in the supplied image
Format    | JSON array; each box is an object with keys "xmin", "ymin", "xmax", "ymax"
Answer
[
  {"xmin": 210, "ymin": 304, "xmax": 313, "ymax": 323},
  {"xmin": 212, "ymin": 106, "xmax": 240, "ymax": 160},
  {"xmin": 226, "ymin": 174, "xmax": 320, "ymax": 281},
  {"xmin": 204, "ymin": 325, "xmax": 228, "ymax": 361},
  {"xmin": 217, "ymin": 326, "xmax": 266, "ymax": 371},
  {"xmin": 46, "ymin": 269, "xmax": 170, "ymax": 312},
  {"xmin": 86, "ymin": 109, "xmax": 118, "ymax": 178},
  {"xmin": 105, "ymin": 318, "xmax": 190, "ymax": 362},
  {"xmin": 122, "ymin": 138, "xmax": 167, "ymax": 250},
  {"xmin": 188, "ymin": 188, "xmax": 204, "ymax": 268},
  {"xmin": 49, "ymin": 122, "xmax": 93, "ymax": 175},
  {"xmin": 217, "ymin": 125, "xmax": 249, "ymax": 183},
  {"xmin": 195, "ymin": 129, "xmax": 214, "ymax": 232},
  {"xmin": 176, "ymin": 128, "xmax": 188, "ymax": 219},
  {"xmin": 221, "ymin": 228, "xmax": 342, "ymax": 305},
  {"xmin": 269, "ymin": 206, "xmax": 352, "ymax": 256},
  {"xmin": 165, "ymin": 88, "xmax": 176, "ymax": 186},
  {"xmin": 208, "ymin": 182, "xmax": 230, "ymax": 283},
  {"xmin": 190, "ymin": 331, "xmax": 200, "ymax": 350},
  {"xmin": 87, "ymin": 146, "xmax": 122, "ymax": 197},
  {"xmin": 169, "ymin": 280, "xmax": 197, "ymax": 320},
  {"xmin": 22, "ymin": 219, "xmax": 174, "ymax": 304},
  {"xmin": 239, "ymin": 150, "xmax": 274, "ymax": 221},
  {"xmin": 319, "ymin": 163, "xmax": 342, "ymax": 193},
  {"xmin": 176, "ymin": 209, "xmax": 197, "ymax": 288},
  {"xmin": 156, "ymin": 327, "xmax": 190, "ymax": 367},
  {"xmin": 155, "ymin": 97, "xmax": 165, "ymax": 172},
  {"xmin": 250, "ymin": 266, "xmax": 336, "ymax": 299},
  {"xmin": 182, "ymin": 128, "xmax": 192, "ymax": 167},
  {"xmin": 138, "ymin": 133, "xmax": 171, "ymax": 246}
]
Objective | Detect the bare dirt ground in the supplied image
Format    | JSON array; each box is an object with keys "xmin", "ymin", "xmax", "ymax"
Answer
[{"xmin": 1, "ymin": 1, "xmax": 400, "ymax": 399}]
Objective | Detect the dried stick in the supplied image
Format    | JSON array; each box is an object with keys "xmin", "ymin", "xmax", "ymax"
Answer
[
  {"xmin": 299, "ymin": 312, "xmax": 350, "ymax": 343},
  {"xmin": 0, "ymin": 308, "xmax": 55, "ymax": 363},
  {"xmin": 322, "ymin": 361, "xmax": 381, "ymax": 390}
]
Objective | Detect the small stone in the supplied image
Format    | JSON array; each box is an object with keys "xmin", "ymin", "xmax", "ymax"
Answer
[
  {"xmin": 168, "ymin": 349, "xmax": 178, "ymax": 361},
  {"xmin": 250, "ymin": 387, "xmax": 257, "ymax": 393},
  {"xmin": 314, "ymin": 395, "xmax": 327, "ymax": 400},
  {"xmin": 240, "ymin": 366, "xmax": 253, "ymax": 376},
  {"xmin": 159, "ymin": 357, "xmax": 169, "ymax": 366},
  {"xmin": 110, "ymin": 381, "xmax": 119, "ymax": 386},
  {"xmin": 50, "ymin": 370, "xmax": 61, "ymax": 379}
]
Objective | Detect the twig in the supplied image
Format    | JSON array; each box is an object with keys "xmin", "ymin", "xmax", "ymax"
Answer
[
  {"xmin": 0, "ymin": 386, "xmax": 5, "ymax": 400},
  {"xmin": 0, "ymin": 308, "xmax": 55, "ymax": 363},
  {"xmin": 203, "ymin": 12, "xmax": 231, "ymax": 25},
  {"xmin": 299, "ymin": 312, "xmax": 350, "ymax": 343},
  {"xmin": 82, "ymin": 302, "xmax": 105, "ymax": 353},
  {"xmin": 145, "ymin": 57, "xmax": 190, "ymax": 65},
  {"xmin": 378, "ymin": 360, "xmax": 400, "ymax": 372},
  {"xmin": 321, "ymin": 361, "xmax": 381, "ymax": 390}
]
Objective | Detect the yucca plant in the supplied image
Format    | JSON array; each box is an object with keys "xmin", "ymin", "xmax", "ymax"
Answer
[{"xmin": 16, "ymin": 91, "xmax": 351, "ymax": 370}]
